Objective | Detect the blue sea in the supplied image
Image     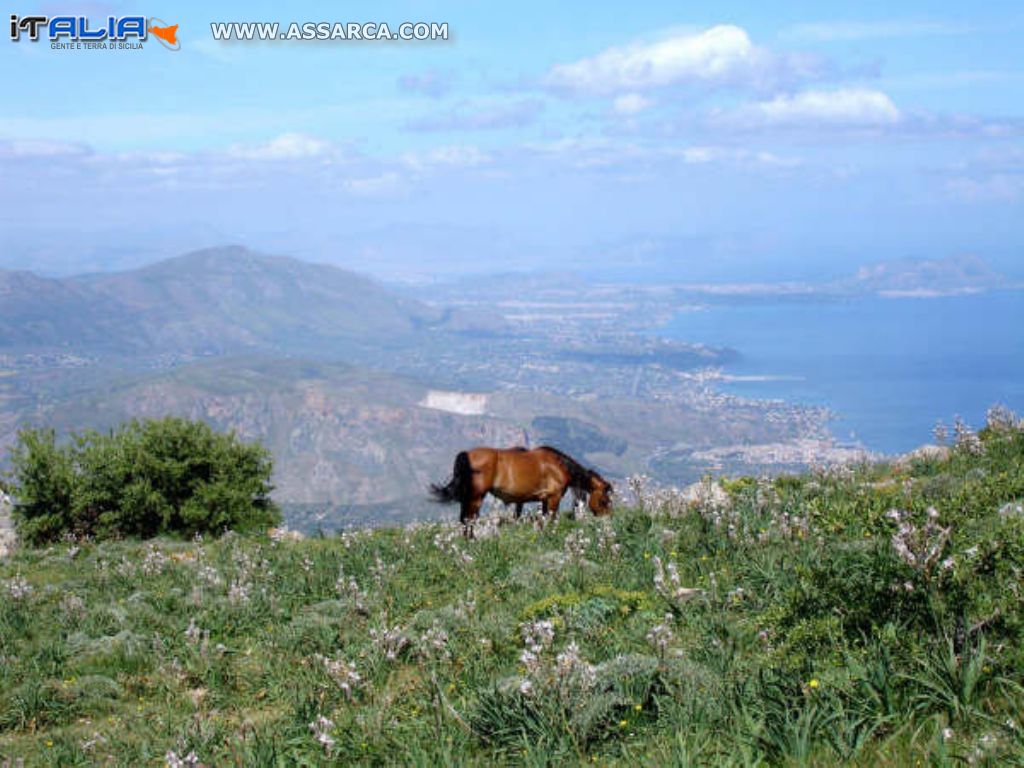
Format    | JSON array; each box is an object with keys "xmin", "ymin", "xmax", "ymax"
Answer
[{"xmin": 659, "ymin": 291, "xmax": 1024, "ymax": 454}]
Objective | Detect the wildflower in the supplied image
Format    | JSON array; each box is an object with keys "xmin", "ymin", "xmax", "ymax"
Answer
[
  {"xmin": 369, "ymin": 625, "xmax": 409, "ymax": 661},
  {"xmin": 953, "ymin": 416, "xmax": 982, "ymax": 455},
  {"xmin": 555, "ymin": 641, "xmax": 595, "ymax": 689},
  {"xmin": 808, "ymin": 679, "xmax": 819, "ymax": 689},
  {"xmin": 520, "ymin": 619, "xmax": 555, "ymax": 652},
  {"xmin": 141, "ymin": 544, "xmax": 168, "ymax": 576},
  {"xmin": 563, "ymin": 529, "xmax": 591, "ymax": 564},
  {"xmin": 165, "ymin": 751, "xmax": 200, "ymax": 768},
  {"xmin": 81, "ymin": 732, "xmax": 106, "ymax": 752},
  {"xmin": 942, "ymin": 727, "xmax": 954, "ymax": 741},
  {"xmin": 727, "ymin": 586, "xmax": 747, "ymax": 604},
  {"xmin": 520, "ymin": 647, "xmax": 541, "ymax": 674},
  {"xmin": 999, "ymin": 501, "xmax": 1023, "ymax": 518},
  {"xmin": 433, "ymin": 529, "xmax": 474, "ymax": 563},
  {"xmin": 986, "ymin": 404, "xmax": 1019, "ymax": 433},
  {"xmin": 634, "ymin": 704, "xmax": 643, "ymax": 712},
  {"xmin": 309, "ymin": 715, "xmax": 335, "ymax": 755},
  {"xmin": 418, "ymin": 622, "xmax": 450, "ymax": 661},
  {"xmin": 317, "ymin": 655, "xmax": 362, "ymax": 699},
  {"xmin": 889, "ymin": 508, "xmax": 951, "ymax": 578},
  {"xmin": 197, "ymin": 564, "xmax": 222, "ymax": 587},
  {"xmin": 335, "ymin": 566, "xmax": 368, "ymax": 613},
  {"xmin": 652, "ymin": 556, "xmax": 703, "ymax": 605},
  {"xmin": 4, "ymin": 575, "xmax": 32, "ymax": 601},
  {"xmin": 646, "ymin": 615, "xmax": 675, "ymax": 658},
  {"xmin": 227, "ymin": 579, "xmax": 250, "ymax": 606}
]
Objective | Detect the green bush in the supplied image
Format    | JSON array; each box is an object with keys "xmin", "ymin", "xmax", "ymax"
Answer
[{"xmin": 9, "ymin": 418, "xmax": 279, "ymax": 543}]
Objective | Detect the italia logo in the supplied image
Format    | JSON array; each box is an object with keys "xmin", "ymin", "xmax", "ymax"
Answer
[{"xmin": 9, "ymin": 14, "xmax": 179, "ymax": 49}]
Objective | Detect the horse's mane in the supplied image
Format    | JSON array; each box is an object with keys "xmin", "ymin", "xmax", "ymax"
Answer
[{"xmin": 538, "ymin": 445, "xmax": 594, "ymax": 492}]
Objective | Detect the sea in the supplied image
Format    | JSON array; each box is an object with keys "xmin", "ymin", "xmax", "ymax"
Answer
[{"xmin": 658, "ymin": 291, "xmax": 1024, "ymax": 455}]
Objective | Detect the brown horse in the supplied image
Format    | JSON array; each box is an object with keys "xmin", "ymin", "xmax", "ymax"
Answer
[{"xmin": 430, "ymin": 446, "xmax": 613, "ymax": 533}]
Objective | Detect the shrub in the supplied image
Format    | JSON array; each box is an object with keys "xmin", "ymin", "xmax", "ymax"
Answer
[{"xmin": 9, "ymin": 418, "xmax": 279, "ymax": 544}]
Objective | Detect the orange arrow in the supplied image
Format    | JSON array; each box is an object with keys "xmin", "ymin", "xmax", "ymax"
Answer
[{"xmin": 149, "ymin": 23, "xmax": 178, "ymax": 45}]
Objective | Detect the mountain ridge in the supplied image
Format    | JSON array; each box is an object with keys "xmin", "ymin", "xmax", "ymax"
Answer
[{"xmin": 0, "ymin": 246, "xmax": 495, "ymax": 355}]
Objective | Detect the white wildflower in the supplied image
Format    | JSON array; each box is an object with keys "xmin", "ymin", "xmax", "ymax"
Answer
[
  {"xmin": 5, "ymin": 575, "xmax": 32, "ymax": 601},
  {"xmin": 369, "ymin": 625, "xmax": 409, "ymax": 661},
  {"xmin": 227, "ymin": 580, "xmax": 250, "ymax": 606},
  {"xmin": 563, "ymin": 529, "xmax": 591, "ymax": 564},
  {"xmin": 646, "ymin": 615, "xmax": 675, "ymax": 657},
  {"xmin": 317, "ymin": 655, "xmax": 362, "ymax": 699},
  {"xmin": 309, "ymin": 715, "xmax": 335, "ymax": 755},
  {"xmin": 165, "ymin": 750, "xmax": 200, "ymax": 768},
  {"xmin": 141, "ymin": 544, "xmax": 168, "ymax": 576}
]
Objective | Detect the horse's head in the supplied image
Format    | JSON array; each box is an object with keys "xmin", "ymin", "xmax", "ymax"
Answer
[{"xmin": 586, "ymin": 472, "xmax": 614, "ymax": 516}]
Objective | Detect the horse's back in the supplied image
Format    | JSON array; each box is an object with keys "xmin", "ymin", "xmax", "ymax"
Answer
[{"xmin": 464, "ymin": 445, "xmax": 568, "ymax": 503}]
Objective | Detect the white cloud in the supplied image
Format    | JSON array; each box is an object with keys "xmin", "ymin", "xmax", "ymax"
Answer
[
  {"xmin": 732, "ymin": 87, "xmax": 901, "ymax": 127},
  {"xmin": 342, "ymin": 171, "xmax": 405, "ymax": 197},
  {"xmin": 612, "ymin": 93, "xmax": 653, "ymax": 115},
  {"xmin": 405, "ymin": 99, "xmax": 543, "ymax": 132},
  {"xmin": 543, "ymin": 25, "xmax": 821, "ymax": 96},
  {"xmin": 228, "ymin": 132, "xmax": 339, "ymax": 160},
  {"xmin": 0, "ymin": 139, "xmax": 91, "ymax": 158},
  {"xmin": 523, "ymin": 137, "xmax": 800, "ymax": 172},
  {"xmin": 402, "ymin": 145, "xmax": 491, "ymax": 171},
  {"xmin": 545, "ymin": 25, "xmax": 757, "ymax": 94}
]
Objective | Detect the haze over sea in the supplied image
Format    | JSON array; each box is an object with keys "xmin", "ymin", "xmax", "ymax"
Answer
[{"xmin": 660, "ymin": 291, "xmax": 1024, "ymax": 455}]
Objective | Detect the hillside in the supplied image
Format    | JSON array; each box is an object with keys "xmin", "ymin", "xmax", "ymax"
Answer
[
  {"xmin": 1, "ymin": 416, "xmax": 1022, "ymax": 765},
  {"xmin": 11, "ymin": 357, "xmax": 830, "ymax": 520},
  {"xmin": 841, "ymin": 254, "xmax": 1003, "ymax": 297},
  {"xmin": 0, "ymin": 246, "xmax": 487, "ymax": 356},
  {"xmin": 0, "ymin": 246, "xmax": 854, "ymax": 525}
]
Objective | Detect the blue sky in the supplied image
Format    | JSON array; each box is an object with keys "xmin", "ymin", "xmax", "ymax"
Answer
[{"xmin": 2, "ymin": 1, "xmax": 1022, "ymax": 281}]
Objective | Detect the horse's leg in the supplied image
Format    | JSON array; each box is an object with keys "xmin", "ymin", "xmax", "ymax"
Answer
[
  {"xmin": 461, "ymin": 495, "xmax": 483, "ymax": 539},
  {"xmin": 514, "ymin": 502, "xmax": 523, "ymax": 520},
  {"xmin": 547, "ymin": 492, "xmax": 564, "ymax": 525}
]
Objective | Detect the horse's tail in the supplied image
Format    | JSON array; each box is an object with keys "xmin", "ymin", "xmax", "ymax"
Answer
[{"xmin": 430, "ymin": 451, "xmax": 472, "ymax": 504}]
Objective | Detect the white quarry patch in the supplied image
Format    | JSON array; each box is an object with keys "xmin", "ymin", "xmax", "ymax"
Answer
[{"xmin": 419, "ymin": 390, "xmax": 488, "ymax": 415}]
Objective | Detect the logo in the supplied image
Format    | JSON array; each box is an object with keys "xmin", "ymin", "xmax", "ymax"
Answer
[
  {"xmin": 148, "ymin": 18, "xmax": 179, "ymax": 50},
  {"xmin": 9, "ymin": 14, "xmax": 179, "ymax": 50}
]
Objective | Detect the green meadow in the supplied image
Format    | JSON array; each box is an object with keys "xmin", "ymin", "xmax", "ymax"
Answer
[{"xmin": 2, "ymin": 415, "xmax": 1023, "ymax": 766}]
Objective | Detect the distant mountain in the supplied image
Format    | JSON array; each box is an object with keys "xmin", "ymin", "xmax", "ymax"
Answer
[
  {"xmin": 0, "ymin": 246, "xmax": 497, "ymax": 355},
  {"xmin": 840, "ymin": 254, "xmax": 1003, "ymax": 297},
  {"xmin": 0, "ymin": 269, "xmax": 130, "ymax": 349}
]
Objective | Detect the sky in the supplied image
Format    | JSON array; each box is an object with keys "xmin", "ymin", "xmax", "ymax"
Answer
[{"xmin": 1, "ymin": 0, "xmax": 1023, "ymax": 282}]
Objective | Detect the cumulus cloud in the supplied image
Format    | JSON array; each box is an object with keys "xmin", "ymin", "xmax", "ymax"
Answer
[
  {"xmin": 343, "ymin": 171, "xmax": 405, "ymax": 198},
  {"xmin": 402, "ymin": 145, "xmax": 491, "ymax": 171},
  {"xmin": 0, "ymin": 139, "xmax": 91, "ymax": 158},
  {"xmin": 543, "ymin": 25, "xmax": 823, "ymax": 96},
  {"xmin": 727, "ymin": 87, "xmax": 901, "ymax": 128},
  {"xmin": 612, "ymin": 93, "xmax": 653, "ymax": 115},
  {"xmin": 523, "ymin": 136, "xmax": 800, "ymax": 172},
  {"xmin": 405, "ymin": 99, "xmax": 543, "ymax": 131},
  {"xmin": 227, "ymin": 133, "xmax": 340, "ymax": 160}
]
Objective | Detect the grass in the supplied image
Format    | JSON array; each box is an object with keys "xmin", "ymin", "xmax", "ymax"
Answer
[{"xmin": 1, "ymin": 421, "xmax": 1023, "ymax": 766}]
